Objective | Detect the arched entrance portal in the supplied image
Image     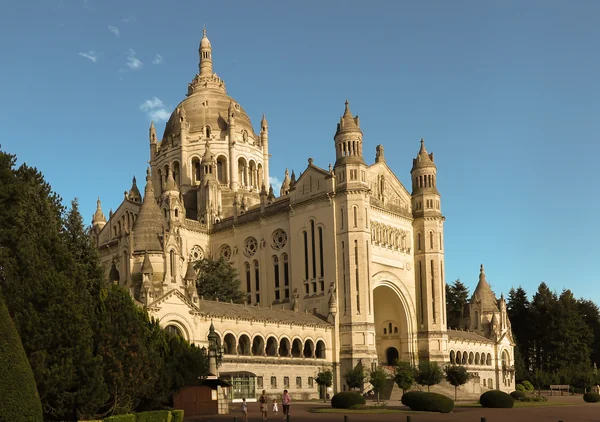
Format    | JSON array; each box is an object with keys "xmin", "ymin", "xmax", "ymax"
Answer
[
  {"xmin": 373, "ymin": 284, "xmax": 411, "ymax": 366},
  {"xmin": 386, "ymin": 347, "xmax": 399, "ymax": 365}
]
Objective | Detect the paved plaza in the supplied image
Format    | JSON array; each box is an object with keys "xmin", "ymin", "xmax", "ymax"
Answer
[{"xmin": 187, "ymin": 396, "xmax": 600, "ymax": 422}]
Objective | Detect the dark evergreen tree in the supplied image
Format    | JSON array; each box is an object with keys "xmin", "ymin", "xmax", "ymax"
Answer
[
  {"xmin": 578, "ymin": 299, "xmax": 600, "ymax": 368},
  {"xmin": 531, "ymin": 283, "xmax": 558, "ymax": 371},
  {"xmin": 507, "ymin": 287, "xmax": 533, "ymax": 373},
  {"xmin": 446, "ymin": 279, "xmax": 470, "ymax": 329},
  {"xmin": 553, "ymin": 290, "xmax": 592, "ymax": 370},
  {"xmin": 0, "ymin": 150, "xmax": 106, "ymax": 420},
  {"xmin": 0, "ymin": 291, "xmax": 43, "ymax": 422},
  {"xmin": 195, "ymin": 256, "xmax": 245, "ymax": 303}
]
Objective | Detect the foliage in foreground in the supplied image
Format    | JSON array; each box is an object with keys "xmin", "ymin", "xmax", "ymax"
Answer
[
  {"xmin": 0, "ymin": 292, "xmax": 43, "ymax": 422},
  {"xmin": 331, "ymin": 392, "xmax": 366, "ymax": 409},
  {"xmin": 444, "ymin": 365, "xmax": 471, "ymax": 401},
  {"xmin": 194, "ymin": 256, "xmax": 246, "ymax": 303},
  {"xmin": 583, "ymin": 392, "xmax": 600, "ymax": 403},
  {"xmin": 401, "ymin": 391, "xmax": 454, "ymax": 413},
  {"xmin": 479, "ymin": 390, "xmax": 514, "ymax": 408}
]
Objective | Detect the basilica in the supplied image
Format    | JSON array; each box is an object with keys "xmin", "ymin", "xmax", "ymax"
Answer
[{"xmin": 91, "ymin": 30, "xmax": 515, "ymax": 401}]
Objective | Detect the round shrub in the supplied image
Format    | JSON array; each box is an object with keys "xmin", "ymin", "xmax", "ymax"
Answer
[
  {"xmin": 515, "ymin": 383, "xmax": 526, "ymax": 392},
  {"xmin": 510, "ymin": 391, "xmax": 526, "ymax": 400},
  {"xmin": 401, "ymin": 391, "xmax": 454, "ymax": 413},
  {"xmin": 0, "ymin": 294, "xmax": 43, "ymax": 422},
  {"xmin": 521, "ymin": 380, "xmax": 534, "ymax": 391},
  {"xmin": 480, "ymin": 390, "xmax": 514, "ymax": 408},
  {"xmin": 583, "ymin": 392, "xmax": 600, "ymax": 403},
  {"xmin": 331, "ymin": 392, "xmax": 366, "ymax": 409}
]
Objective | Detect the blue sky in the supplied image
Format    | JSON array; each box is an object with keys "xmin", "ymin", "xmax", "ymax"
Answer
[{"xmin": 1, "ymin": 1, "xmax": 599, "ymax": 304}]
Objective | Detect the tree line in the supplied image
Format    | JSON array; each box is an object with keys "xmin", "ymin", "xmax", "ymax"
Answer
[
  {"xmin": 446, "ymin": 278, "xmax": 600, "ymax": 389},
  {"xmin": 0, "ymin": 149, "xmax": 207, "ymax": 421}
]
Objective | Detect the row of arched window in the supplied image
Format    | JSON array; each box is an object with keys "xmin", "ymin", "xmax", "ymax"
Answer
[
  {"xmin": 371, "ymin": 222, "xmax": 408, "ymax": 250},
  {"xmin": 302, "ymin": 220, "xmax": 325, "ymax": 295},
  {"xmin": 449, "ymin": 350, "xmax": 493, "ymax": 366},
  {"xmin": 220, "ymin": 333, "xmax": 326, "ymax": 359},
  {"xmin": 112, "ymin": 210, "xmax": 138, "ymax": 238},
  {"xmin": 272, "ymin": 254, "xmax": 290, "ymax": 302}
]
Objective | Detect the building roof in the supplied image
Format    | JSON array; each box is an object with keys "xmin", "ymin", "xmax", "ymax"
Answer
[
  {"xmin": 472, "ymin": 264, "xmax": 499, "ymax": 312},
  {"xmin": 411, "ymin": 139, "xmax": 436, "ymax": 171},
  {"xmin": 198, "ymin": 299, "xmax": 331, "ymax": 328},
  {"xmin": 132, "ymin": 169, "xmax": 164, "ymax": 252},
  {"xmin": 448, "ymin": 329, "xmax": 494, "ymax": 344}
]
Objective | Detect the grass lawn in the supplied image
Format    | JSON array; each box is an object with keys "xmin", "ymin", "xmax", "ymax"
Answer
[
  {"xmin": 455, "ymin": 401, "xmax": 582, "ymax": 408},
  {"xmin": 310, "ymin": 407, "xmax": 409, "ymax": 414}
]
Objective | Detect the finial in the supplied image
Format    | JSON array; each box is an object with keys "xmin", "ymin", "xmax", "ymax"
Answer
[
  {"xmin": 308, "ymin": 157, "xmax": 313, "ymax": 165},
  {"xmin": 146, "ymin": 167, "xmax": 151, "ymax": 181},
  {"xmin": 480, "ymin": 264, "xmax": 484, "ymax": 273},
  {"xmin": 203, "ymin": 25, "xmax": 206, "ymax": 37},
  {"xmin": 343, "ymin": 100, "xmax": 351, "ymax": 116}
]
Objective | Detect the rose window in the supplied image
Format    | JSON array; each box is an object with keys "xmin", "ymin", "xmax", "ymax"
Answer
[
  {"xmin": 244, "ymin": 237, "xmax": 258, "ymax": 257},
  {"xmin": 219, "ymin": 244, "xmax": 232, "ymax": 261},
  {"xmin": 272, "ymin": 229, "xmax": 288, "ymax": 250},
  {"xmin": 190, "ymin": 246, "xmax": 204, "ymax": 261}
]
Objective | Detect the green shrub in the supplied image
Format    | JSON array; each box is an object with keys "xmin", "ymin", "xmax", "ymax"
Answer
[
  {"xmin": 135, "ymin": 410, "xmax": 173, "ymax": 422},
  {"xmin": 401, "ymin": 391, "xmax": 454, "ymax": 413},
  {"xmin": 510, "ymin": 391, "xmax": 526, "ymax": 400},
  {"xmin": 103, "ymin": 415, "xmax": 136, "ymax": 422},
  {"xmin": 170, "ymin": 410, "xmax": 184, "ymax": 422},
  {"xmin": 331, "ymin": 392, "xmax": 366, "ymax": 409},
  {"xmin": 515, "ymin": 383, "xmax": 526, "ymax": 392},
  {"xmin": 0, "ymin": 293, "xmax": 43, "ymax": 422},
  {"xmin": 522, "ymin": 380, "xmax": 534, "ymax": 391},
  {"xmin": 520, "ymin": 396, "xmax": 547, "ymax": 402},
  {"xmin": 480, "ymin": 390, "xmax": 514, "ymax": 408},
  {"xmin": 583, "ymin": 392, "xmax": 600, "ymax": 403}
]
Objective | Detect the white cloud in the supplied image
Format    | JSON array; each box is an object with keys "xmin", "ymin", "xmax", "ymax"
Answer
[
  {"xmin": 269, "ymin": 176, "xmax": 282, "ymax": 194},
  {"xmin": 79, "ymin": 50, "xmax": 98, "ymax": 63},
  {"xmin": 122, "ymin": 16, "xmax": 136, "ymax": 23},
  {"xmin": 108, "ymin": 25, "xmax": 120, "ymax": 37},
  {"xmin": 140, "ymin": 97, "xmax": 170, "ymax": 122},
  {"xmin": 152, "ymin": 53, "xmax": 163, "ymax": 65},
  {"xmin": 126, "ymin": 49, "xmax": 142, "ymax": 70}
]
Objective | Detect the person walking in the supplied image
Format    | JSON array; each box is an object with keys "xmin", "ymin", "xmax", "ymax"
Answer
[
  {"xmin": 272, "ymin": 398, "xmax": 279, "ymax": 415},
  {"xmin": 281, "ymin": 389, "xmax": 291, "ymax": 420},
  {"xmin": 259, "ymin": 389, "xmax": 268, "ymax": 421},
  {"xmin": 241, "ymin": 398, "xmax": 248, "ymax": 422}
]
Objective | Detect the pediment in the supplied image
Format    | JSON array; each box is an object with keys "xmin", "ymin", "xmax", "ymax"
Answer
[
  {"xmin": 148, "ymin": 288, "xmax": 200, "ymax": 313},
  {"xmin": 367, "ymin": 162, "xmax": 411, "ymax": 213}
]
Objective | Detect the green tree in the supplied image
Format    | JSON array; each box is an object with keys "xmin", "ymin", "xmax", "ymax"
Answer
[
  {"xmin": 0, "ymin": 292, "xmax": 43, "ymax": 422},
  {"xmin": 531, "ymin": 283, "xmax": 558, "ymax": 371},
  {"xmin": 554, "ymin": 290, "xmax": 593, "ymax": 370},
  {"xmin": 446, "ymin": 279, "xmax": 470, "ymax": 329},
  {"xmin": 195, "ymin": 256, "xmax": 245, "ymax": 303},
  {"xmin": 531, "ymin": 368, "xmax": 549, "ymax": 396},
  {"xmin": 315, "ymin": 369, "xmax": 333, "ymax": 402},
  {"xmin": 415, "ymin": 362, "xmax": 443, "ymax": 392},
  {"xmin": 345, "ymin": 361, "xmax": 366, "ymax": 391},
  {"xmin": 0, "ymin": 150, "xmax": 106, "ymax": 420},
  {"xmin": 394, "ymin": 361, "xmax": 415, "ymax": 394},
  {"xmin": 444, "ymin": 365, "xmax": 471, "ymax": 401},
  {"xmin": 369, "ymin": 366, "xmax": 388, "ymax": 402},
  {"xmin": 578, "ymin": 299, "xmax": 600, "ymax": 369},
  {"xmin": 507, "ymin": 287, "xmax": 533, "ymax": 374}
]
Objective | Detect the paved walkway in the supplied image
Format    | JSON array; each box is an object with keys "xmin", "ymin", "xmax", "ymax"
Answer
[{"xmin": 186, "ymin": 396, "xmax": 600, "ymax": 422}]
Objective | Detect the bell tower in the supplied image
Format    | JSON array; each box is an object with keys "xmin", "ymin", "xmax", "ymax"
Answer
[
  {"xmin": 333, "ymin": 101, "xmax": 377, "ymax": 383},
  {"xmin": 411, "ymin": 139, "xmax": 448, "ymax": 363}
]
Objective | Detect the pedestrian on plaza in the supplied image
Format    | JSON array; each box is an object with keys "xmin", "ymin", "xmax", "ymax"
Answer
[
  {"xmin": 272, "ymin": 398, "xmax": 279, "ymax": 415},
  {"xmin": 281, "ymin": 389, "xmax": 291, "ymax": 419},
  {"xmin": 259, "ymin": 389, "xmax": 268, "ymax": 421},
  {"xmin": 241, "ymin": 398, "xmax": 248, "ymax": 422}
]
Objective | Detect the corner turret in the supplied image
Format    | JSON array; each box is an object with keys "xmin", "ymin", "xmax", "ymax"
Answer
[
  {"xmin": 132, "ymin": 168, "xmax": 165, "ymax": 253},
  {"xmin": 333, "ymin": 101, "xmax": 365, "ymax": 167},
  {"xmin": 198, "ymin": 28, "xmax": 213, "ymax": 77}
]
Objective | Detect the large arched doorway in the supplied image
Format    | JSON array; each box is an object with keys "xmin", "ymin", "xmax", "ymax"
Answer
[
  {"xmin": 373, "ymin": 284, "xmax": 411, "ymax": 365},
  {"xmin": 386, "ymin": 347, "xmax": 399, "ymax": 365}
]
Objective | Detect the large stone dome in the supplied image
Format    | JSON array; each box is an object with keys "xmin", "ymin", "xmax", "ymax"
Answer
[
  {"xmin": 161, "ymin": 90, "xmax": 256, "ymax": 142},
  {"xmin": 161, "ymin": 30, "xmax": 257, "ymax": 143}
]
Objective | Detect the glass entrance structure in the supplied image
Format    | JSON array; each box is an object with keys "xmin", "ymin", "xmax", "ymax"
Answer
[{"xmin": 220, "ymin": 371, "xmax": 256, "ymax": 402}]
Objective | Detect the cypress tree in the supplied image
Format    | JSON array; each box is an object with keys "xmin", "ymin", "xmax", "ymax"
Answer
[
  {"xmin": 507, "ymin": 287, "xmax": 533, "ymax": 373},
  {"xmin": 446, "ymin": 279, "xmax": 470, "ymax": 329},
  {"xmin": 0, "ymin": 291, "xmax": 43, "ymax": 422}
]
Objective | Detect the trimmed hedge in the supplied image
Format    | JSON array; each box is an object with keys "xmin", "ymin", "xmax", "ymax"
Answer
[
  {"xmin": 480, "ymin": 390, "xmax": 514, "ymax": 408},
  {"xmin": 0, "ymin": 293, "xmax": 43, "ymax": 422},
  {"xmin": 170, "ymin": 410, "xmax": 184, "ymax": 422},
  {"xmin": 331, "ymin": 392, "xmax": 366, "ymax": 409},
  {"xmin": 401, "ymin": 391, "xmax": 454, "ymax": 413},
  {"xmin": 135, "ymin": 410, "xmax": 173, "ymax": 422},
  {"xmin": 515, "ymin": 383, "xmax": 526, "ymax": 392},
  {"xmin": 583, "ymin": 392, "xmax": 600, "ymax": 403},
  {"xmin": 522, "ymin": 380, "xmax": 534, "ymax": 391},
  {"xmin": 103, "ymin": 415, "xmax": 136, "ymax": 422},
  {"xmin": 510, "ymin": 391, "xmax": 526, "ymax": 400}
]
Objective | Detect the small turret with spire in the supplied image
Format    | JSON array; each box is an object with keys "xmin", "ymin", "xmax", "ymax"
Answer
[
  {"xmin": 333, "ymin": 100, "xmax": 365, "ymax": 167},
  {"xmin": 198, "ymin": 27, "xmax": 213, "ymax": 77},
  {"xmin": 92, "ymin": 197, "xmax": 107, "ymax": 229},
  {"xmin": 280, "ymin": 169, "xmax": 290, "ymax": 196},
  {"xmin": 127, "ymin": 176, "xmax": 142, "ymax": 203}
]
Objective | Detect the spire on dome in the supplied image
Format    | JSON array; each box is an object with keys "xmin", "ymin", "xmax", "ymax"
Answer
[
  {"xmin": 92, "ymin": 197, "xmax": 106, "ymax": 225},
  {"xmin": 335, "ymin": 100, "xmax": 362, "ymax": 136},
  {"xmin": 132, "ymin": 168, "xmax": 164, "ymax": 252},
  {"xmin": 472, "ymin": 264, "xmax": 499, "ymax": 312},
  {"xmin": 412, "ymin": 138, "xmax": 436, "ymax": 170},
  {"xmin": 198, "ymin": 27, "xmax": 213, "ymax": 77}
]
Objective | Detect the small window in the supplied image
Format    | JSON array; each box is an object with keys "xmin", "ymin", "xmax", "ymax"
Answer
[
  {"xmin": 284, "ymin": 376, "xmax": 289, "ymax": 388},
  {"xmin": 296, "ymin": 376, "xmax": 302, "ymax": 388},
  {"xmin": 257, "ymin": 376, "xmax": 263, "ymax": 388},
  {"xmin": 271, "ymin": 376, "xmax": 277, "ymax": 388},
  {"xmin": 308, "ymin": 377, "xmax": 314, "ymax": 388}
]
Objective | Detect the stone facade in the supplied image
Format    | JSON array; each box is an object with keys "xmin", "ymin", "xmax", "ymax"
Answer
[{"xmin": 91, "ymin": 30, "xmax": 515, "ymax": 399}]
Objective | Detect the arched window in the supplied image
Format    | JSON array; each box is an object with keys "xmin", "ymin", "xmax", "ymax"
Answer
[
  {"xmin": 353, "ymin": 207, "xmax": 358, "ymax": 227},
  {"xmin": 474, "ymin": 311, "xmax": 479, "ymax": 329},
  {"xmin": 450, "ymin": 350, "xmax": 455, "ymax": 364},
  {"xmin": 165, "ymin": 325, "xmax": 183, "ymax": 338},
  {"xmin": 318, "ymin": 227, "xmax": 324, "ymax": 279},
  {"xmin": 283, "ymin": 253, "xmax": 290, "ymax": 299},
  {"xmin": 173, "ymin": 161, "xmax": 180, "ymax": 186},
  {"xmin": 303, "ymin": 231, "xmax": 309, "ymax": 280},
  {"xmin": 430, "ymin": 231, "xmax": 434, "ymax": 249},
  {"xmin": 316, "ymin": 340, "xmax": 326, "ymax": 359},
  {"xmin": 273, "ymin": 256, "xmax": 280, "ymax": 288},
  {"xmin": 169, "ymin": 250, "xmax": 175, "ymax": 278},
  {"xmin": 310, "ymin": 220, "xmax": 316, "ymax": 279},
  {"xmin": 245, "ymin": 262, "xmax": 251, "ymax": 296},
  {"xmin": 340, "ymin": 208, "xmax": 344, "ymax": 229},
  {"xmin": 417, "ymin": 233, "xmax": 421, "ymax": 251},
  {"xmin": 254, "ymin": 260, "xmax": 260, "ymax": 303}
]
